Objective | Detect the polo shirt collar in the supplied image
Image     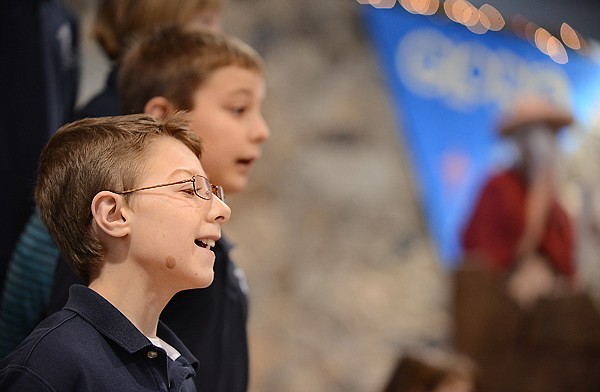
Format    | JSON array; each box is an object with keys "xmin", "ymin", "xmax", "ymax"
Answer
[{"xmin": 63, "ymin": 284, "xmax": 198, "ymax": 370}]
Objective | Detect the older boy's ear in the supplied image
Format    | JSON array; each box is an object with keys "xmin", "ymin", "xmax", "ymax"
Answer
[
  {"xmin": 91, "ymin": 191, "xmax": 130, "ymax": 238},
  {"xmin": 144, "ymin": 96, "xmax": 173, "ymax": 119}
]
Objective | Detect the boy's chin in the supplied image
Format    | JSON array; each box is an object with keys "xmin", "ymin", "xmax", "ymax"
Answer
[
  {"xmin": 199, "ymin": 275, "xmax": 215, "ymax": 288},
  {"xmin": 224, "ymin": 178, "xmax": 249, "ymax": 195},
  {"xmin": 185, "ymin": 272, "xmax": 214, "ymax": 290}
]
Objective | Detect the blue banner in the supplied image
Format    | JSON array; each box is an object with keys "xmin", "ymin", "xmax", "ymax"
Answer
[{"xmin": 361, "ymin": 5, "xmax": 600, "ymax": 268}]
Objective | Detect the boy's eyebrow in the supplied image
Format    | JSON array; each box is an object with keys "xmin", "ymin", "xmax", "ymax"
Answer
[
  {"xmin": 167, "ymin": 168, "xmax": 198, "ymax": 180},
  {"xmin": 226, "ymin": 86, "xmax": 266, "ymax": 98},
  {"xmin": 224, "ymin": 88, "xmax": 253, "ymax": 97},
  {"xmin": 222, "ymin": 89, "xmax": 266, "ymax": 103}
]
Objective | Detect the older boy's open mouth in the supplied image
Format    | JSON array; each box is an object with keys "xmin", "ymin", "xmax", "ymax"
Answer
[
  {"xmin": 237, "ymin": 158, "xmax": 254, "ymax": 166},
  {"xmin": 195, "ymin": 239, "xmax": 215, "ymax": 249}
]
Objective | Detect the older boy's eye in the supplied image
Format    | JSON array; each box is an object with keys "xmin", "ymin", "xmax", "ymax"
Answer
[{"xmin": 229, "ymin": 106, "xmax": 247, "ymax": 116}]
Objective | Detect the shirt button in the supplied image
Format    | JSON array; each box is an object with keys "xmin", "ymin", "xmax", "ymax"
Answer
[{"xmin": 147, "ymin": 350, "xmax": 158, "ymax": 359}]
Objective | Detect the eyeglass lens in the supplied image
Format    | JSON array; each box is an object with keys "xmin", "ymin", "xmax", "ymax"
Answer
[{"xmin": 194, "ymin": 176, "xmax": 224, "ymax": 201}]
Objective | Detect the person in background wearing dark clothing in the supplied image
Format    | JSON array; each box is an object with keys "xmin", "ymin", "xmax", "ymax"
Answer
[
  {"xmin": 0, "ymin": 0, "xmax": 79, "ymax": 295},
  {"xmin": 0, "ymin": 0, "xmax": 223, "ymax": 358},
  {"xmin": 75, "ymin": 0, "xmax": 223, "ymax": 119},
  {"xmin": 0, "ymin": 113, "xmax": 231, "ymax": 391}
]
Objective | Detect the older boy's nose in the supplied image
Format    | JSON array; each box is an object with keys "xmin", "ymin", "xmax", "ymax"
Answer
[{"xmin": 250, "ymin": 114, "xmax": 270, "ymax": 143}]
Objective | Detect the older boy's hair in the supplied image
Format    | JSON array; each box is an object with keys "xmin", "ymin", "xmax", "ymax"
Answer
[
  {"xmin": 35, "ymin": 113, "xmax": 202, "ymax": 283},
  {"xmin": 119, "ymin": 25, "xmax": 264, "ymax": 114},
  {"xmin": 94, "ymin": 0, "xmax": 225, "ymax": 60}
]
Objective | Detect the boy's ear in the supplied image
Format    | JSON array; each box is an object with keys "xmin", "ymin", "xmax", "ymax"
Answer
[
  {"xmin": 144, "ymin": 96, "xmax": 174, "ymax": 118},
  {"xmin": 91, "ymin": 191, "xmax": 130, "ymax": 238}
]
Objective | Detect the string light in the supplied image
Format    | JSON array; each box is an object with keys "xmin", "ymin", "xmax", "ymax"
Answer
[
  {"xmin": 560, "ymin": 23, "xmax": 581, "ymax": 50},
  {"xmin": 443, "ymin": 0, "xmax": 458, "ymax": 22},
  {"xmin": 455, "ymin": 1, "xmax": 479, "ymax": 27},
  {"xmin": 479, "ymin": 4, "xmax": 504, "ymax": 31},
  {"xmin": 534, "ymin": 27, "xmax": 552, "ymax": 55},
  {"xmin": 356, "ymin": 0, "xmax": 589, "ymax": 63},
  {"xmin": 414, "ymin": 0, "xmax": 441, "ymax": 15},
  {"xmin": 547, "ymin": 36, "xmax": 568, "ymax": 64},
  {"xmin": 524, "ymin": 21, "xmax": 539, "ymax": 45},
  {"xmin": 399, "ymin": 0, "xmax": 440, "ymax": 15},
  {"xmin": 357, "ymin": 0, "xmax": 396, "ymax": 8}
]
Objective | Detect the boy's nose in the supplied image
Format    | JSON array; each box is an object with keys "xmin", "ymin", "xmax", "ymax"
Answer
[
  {"xmin": 210, "ymin": 196, "xmax": 231, "ymax": 224},
  {"xmin": 250, "ymin": 114, "xmax": 270, "ymax": 143}
]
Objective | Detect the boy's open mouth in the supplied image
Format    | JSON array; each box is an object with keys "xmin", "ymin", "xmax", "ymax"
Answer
[
  {"xmin": 195, "ymin": 239, "xmax": 215, "ymax": 249},
  {"xmin": 237, "ymin": 158, "xmax": 254, "ymax": 166}
]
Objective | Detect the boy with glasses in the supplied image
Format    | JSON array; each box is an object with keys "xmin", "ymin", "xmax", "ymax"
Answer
[
  {"xmin": 0, "ymin": 113, "xmax": 231, "ymax": 391},
  {"xmin": 50, "ymin": 26, "xmax": 270, "ymax": 391}
]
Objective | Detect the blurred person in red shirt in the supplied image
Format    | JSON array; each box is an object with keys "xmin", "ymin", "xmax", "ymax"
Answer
[{"xmin": 461, "ymin": 96, "xmax": 576, "ymax": 309}]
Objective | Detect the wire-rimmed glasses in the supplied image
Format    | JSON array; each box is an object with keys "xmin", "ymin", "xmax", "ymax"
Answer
[{"xmin": 114, "ymin": 175, "xmax": 224, "ymax": 201}]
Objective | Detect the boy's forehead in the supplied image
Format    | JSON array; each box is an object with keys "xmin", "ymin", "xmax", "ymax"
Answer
[
  {"xmin": 195, "ymin": 66, "xmax": 266, "ymax": 97},
  {"xmin": 143, "ymin": 137, "xmax": 203, "ymax": 177}
]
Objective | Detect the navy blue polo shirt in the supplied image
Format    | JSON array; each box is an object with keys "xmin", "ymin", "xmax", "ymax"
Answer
[{"xmin": 0, "ymin": 285, "xmax": 198, "ymax": 391}]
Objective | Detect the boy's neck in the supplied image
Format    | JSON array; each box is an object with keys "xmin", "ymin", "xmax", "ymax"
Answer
[{"xmin": 89, "ymin": 275, "xmax": 168, "ymax": 338}]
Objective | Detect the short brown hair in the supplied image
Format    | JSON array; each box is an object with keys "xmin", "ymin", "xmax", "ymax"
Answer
[
  {"xmin": 94, "ymin": 0, "xmax": 225, "ymax": 60},
  {"xmin": 35, "ymin": 113, "xmax": 202, "ymax": 282},
  {"xmin": 119, "ymin": 25, "xmax": 264, "ymax": 114}
]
